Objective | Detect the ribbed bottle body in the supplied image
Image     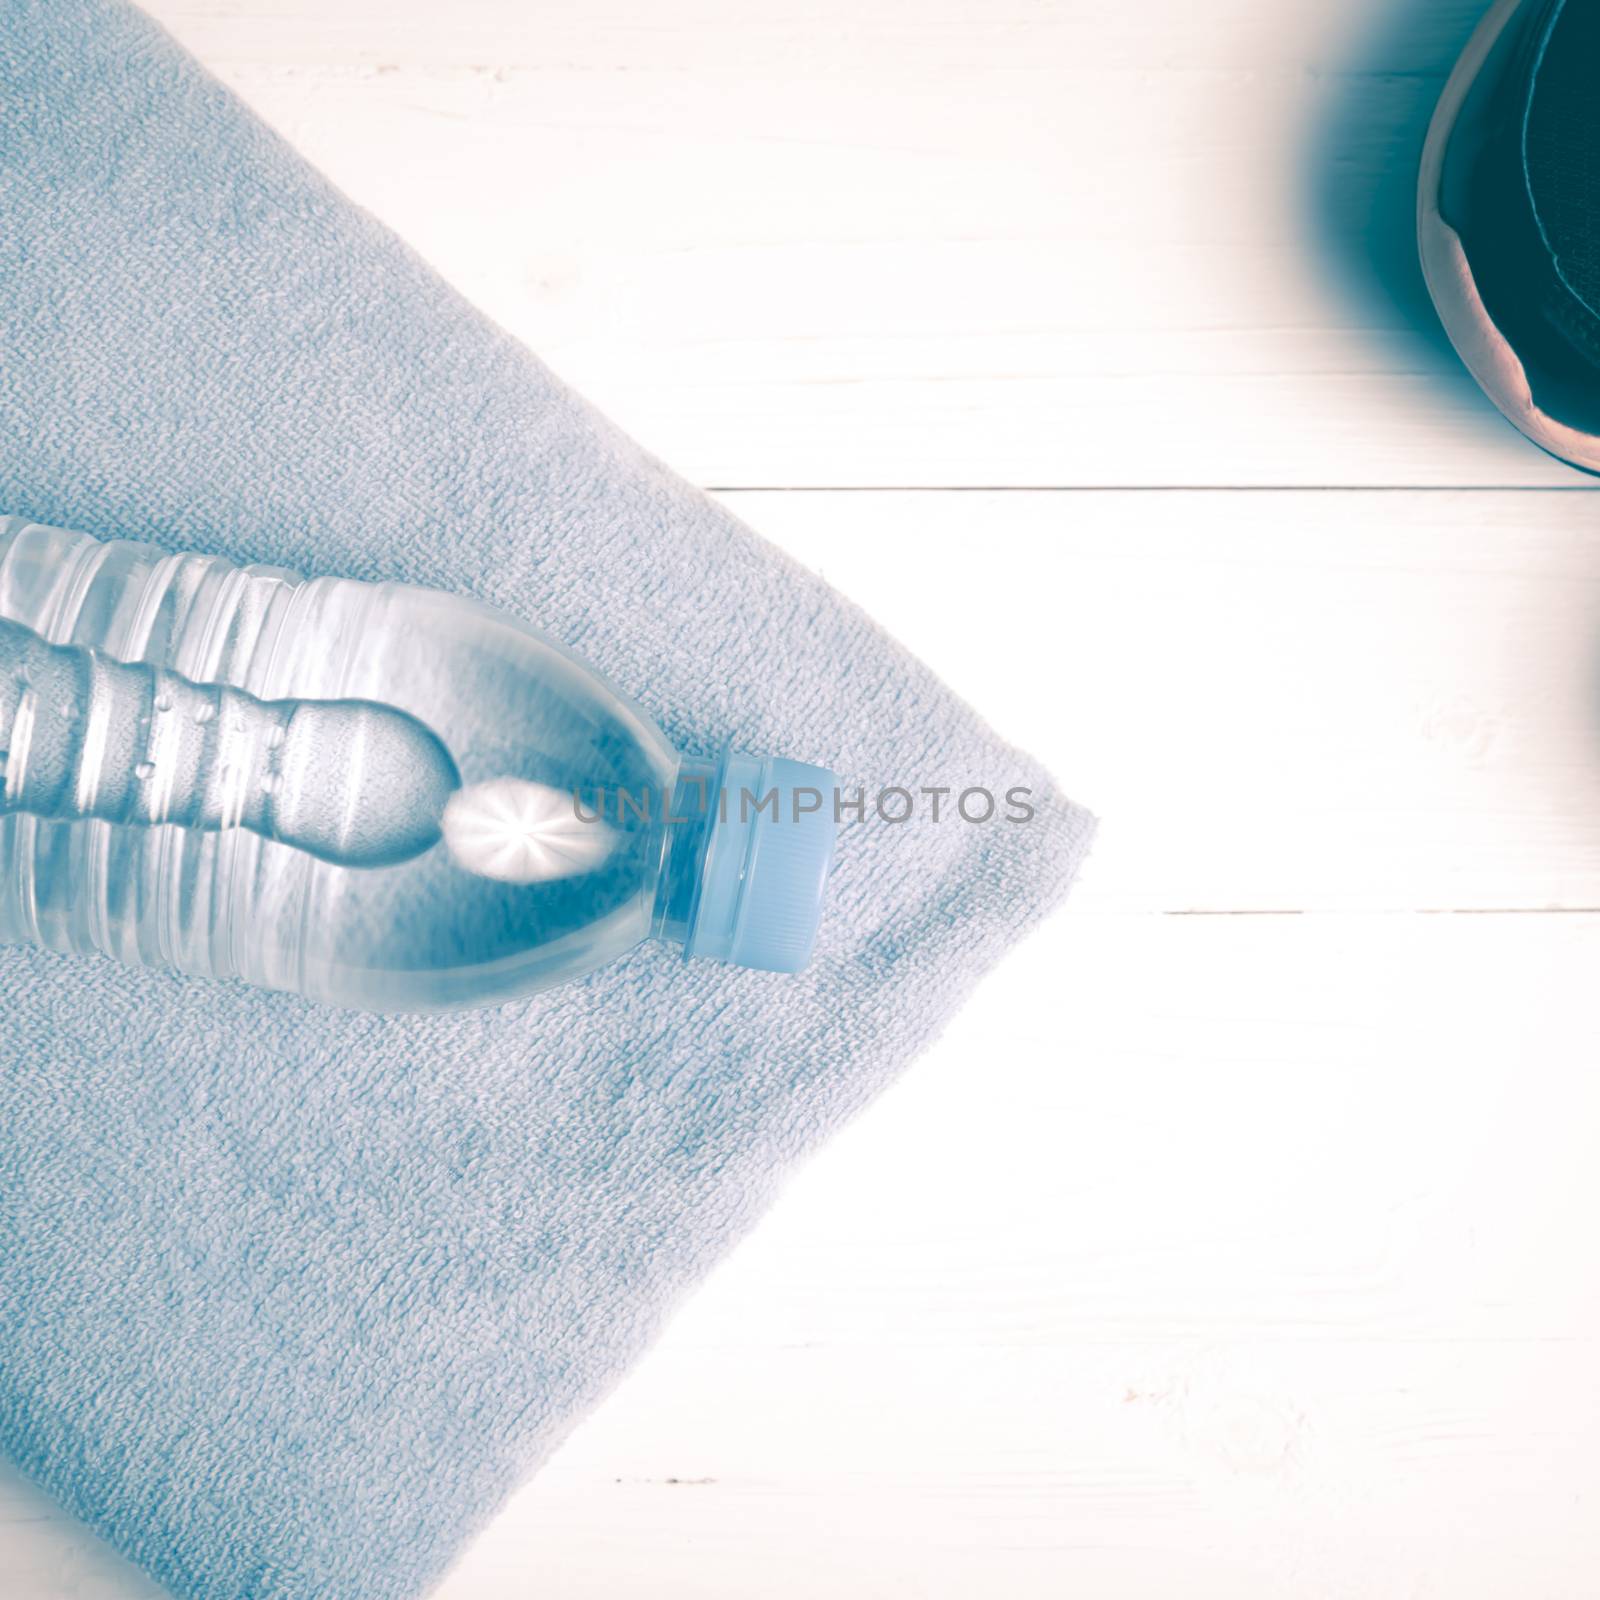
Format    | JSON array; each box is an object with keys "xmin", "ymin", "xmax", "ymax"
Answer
[{"xmin": 0, "ymin": 517, "xmax": 680, "ymax": 1009}]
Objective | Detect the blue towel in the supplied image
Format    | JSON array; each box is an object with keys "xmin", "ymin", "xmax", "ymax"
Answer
[{"xmin": 0, "ymin": 4, "xmax": 1094, "ymax": 1596}]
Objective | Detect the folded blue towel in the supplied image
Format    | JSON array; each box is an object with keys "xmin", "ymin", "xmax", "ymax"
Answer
[{"xmin": 0, "ymin": 4, "xmax": 1094, "ymax": 1595}]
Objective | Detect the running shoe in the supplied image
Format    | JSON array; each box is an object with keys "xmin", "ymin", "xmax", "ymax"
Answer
[{"xmin": 1419, "ymin": 0, "xmax": 1600, "ymax": 471}]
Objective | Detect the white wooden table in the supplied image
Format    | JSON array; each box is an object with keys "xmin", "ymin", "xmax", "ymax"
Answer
[{"xmin": 8, "ymin": 1, "xmax": 1600, "ymax": 1594}]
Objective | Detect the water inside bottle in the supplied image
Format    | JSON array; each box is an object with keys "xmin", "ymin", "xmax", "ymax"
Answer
[{"xmin": 1, "ymin": 617, "xmax": 467, "ymax": 870}]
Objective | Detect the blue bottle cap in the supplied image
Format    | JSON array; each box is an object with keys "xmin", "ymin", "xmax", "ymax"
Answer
[{"xmin": 685, "ymin": 751, "xmax": 837, "ymax": 974}]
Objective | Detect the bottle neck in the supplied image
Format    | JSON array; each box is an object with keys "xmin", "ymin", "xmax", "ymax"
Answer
[{"xmin": 650, "ymin": 755, "xmax": 720, "ymax": 948}]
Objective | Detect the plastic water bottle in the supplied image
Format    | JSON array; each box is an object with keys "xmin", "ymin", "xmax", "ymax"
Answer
[{"xmin": 0, "ymin": 516, "xmax": 837, "ymax": 1011}]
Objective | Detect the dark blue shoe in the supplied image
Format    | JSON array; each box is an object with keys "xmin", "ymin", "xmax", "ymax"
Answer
[{"xmin": 1420, "ymin": 0, "xmax": 1600, "ymax": 471}]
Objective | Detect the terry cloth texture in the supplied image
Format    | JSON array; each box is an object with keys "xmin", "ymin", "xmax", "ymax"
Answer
[{"xmin": 0, "ymin": 4, "xmax": 1095, "ymax": 1597}]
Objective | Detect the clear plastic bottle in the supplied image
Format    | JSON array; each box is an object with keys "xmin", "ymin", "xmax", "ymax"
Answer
[{"xmin": 0, "ymin": 516, "xmax": 836, "ymax": 1011}]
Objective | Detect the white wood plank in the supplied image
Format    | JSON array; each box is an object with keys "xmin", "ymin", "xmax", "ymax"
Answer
[
  {"xmin": 9, "ymin": 910, "xmax": 1600, "ymax": 1596},
  {"xmin": 724, "ymin": 486, "xmax": 1600, "ymax": 912},
  {"xmin": 454, "ymin": 910, "xmax": 1600, "ymax": 1599},
  {"xmin": 131, "ymin": 0, "xmax": 1584, "ymax": 488}
]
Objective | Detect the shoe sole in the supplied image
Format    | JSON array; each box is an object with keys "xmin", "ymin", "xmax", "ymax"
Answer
[{"xmin": 1417, "ymin": 0, "xmax": 1600, "ymax": 473}]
